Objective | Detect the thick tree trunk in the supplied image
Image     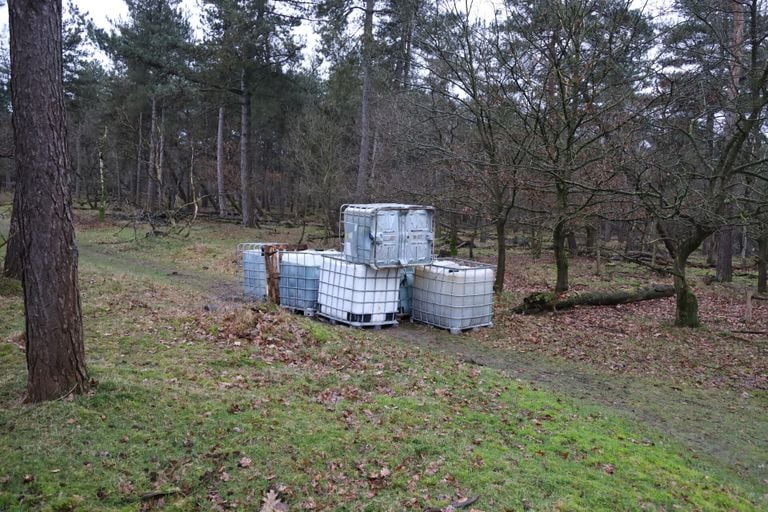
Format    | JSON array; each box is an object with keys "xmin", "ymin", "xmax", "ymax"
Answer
[
  {"xmin": 146, "ymin": 96, "xmax": 157, "ymax": 211},
  {"xmin": 240, "ymin": 71, "xmax": 254, "ymax": 227},
  {"xmin": 217, "ymin": 105, "xmax": 226, "ymax": 218},
  {"xmin": 494, "ymin": 217, "xmax": 506, "ymax": 294},
  {"xmin": 673, "ymin": 254, "xmax": 699, "ymax": 327},
  {"xmin": 354, "ymin": 0, "xmax": 375, "ymax": 202},
  {"xmin": 553, "ymin": 221, "xmax": 569, "ymax": 292},
  {"xmin": 757, "ymin": 236, "xmax": 767, "ymax": 294},
  {"xmin": 3, "ymin": 189, "xmax": 22, "ymax": 279},
  {"xmin": 512, "ymin": 284, "xmax": 674, "ymax": 314},
  {"xmin": 716, "ymin": 226, "xmax": 733, "ymax": 282},
  {"xmin": 9, "ymin": 0, "xmax": 88, "ymax": 401}
]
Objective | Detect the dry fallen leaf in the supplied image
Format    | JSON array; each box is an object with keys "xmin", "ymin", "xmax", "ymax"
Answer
[
  {"xmin": 238, "ymin": 457, "xmax": 252, "ymax": 468},
  {"xmin": 260, "ymin": 489, "xmax": 289, "ymax": 512}
]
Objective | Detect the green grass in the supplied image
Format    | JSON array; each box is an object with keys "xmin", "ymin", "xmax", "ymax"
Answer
[{"xmin": 0, "ymin": 214, "xmax": 765, "ymax": 510}]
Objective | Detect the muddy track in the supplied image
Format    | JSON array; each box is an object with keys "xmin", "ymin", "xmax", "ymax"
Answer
[{"xmin": 389, "ymin": 323, "xmax": 767, "ymax": 493}]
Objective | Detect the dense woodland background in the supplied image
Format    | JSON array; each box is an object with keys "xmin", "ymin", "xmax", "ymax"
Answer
[{"xmin": 1, "ymin": 0, "xmax": 767, "ymax": 326}]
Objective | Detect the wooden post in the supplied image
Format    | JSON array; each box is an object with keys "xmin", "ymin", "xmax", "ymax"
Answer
[
  {"xmin": 745, "ymin": 290, "xmax": 753, "ymax": 324},
  {"xmin": 263, "ymin": 244, "xmax": 308, "ymax": 305}
]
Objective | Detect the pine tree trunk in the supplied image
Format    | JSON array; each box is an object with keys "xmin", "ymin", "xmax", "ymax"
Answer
[
  {"xmin": 146, "ymin": 96, "xmax": 157, "ymax": 211},
  {"xmin": 9, "ymin": 0, "xmax": 88, "ymax": 401},
  {"xmin": 135, "ymin": 111, "xmax": 142, "ymax": 206},
  {"xmin": 354, "ymin": 0, "xmax": 375, "ymax": 202},
  {"xmin": 240, "ymin": 71, "xmax": 254, "ymax": 227},
  {"xmin": 157, "ymin": 106, "xmax": 165, "ymax": 209},
  {"xmin": 217, "ymin": 105, "xmax": 226, "ymax": 218}
]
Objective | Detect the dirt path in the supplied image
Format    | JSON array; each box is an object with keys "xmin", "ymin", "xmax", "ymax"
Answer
[
  {"xmin": 389, "ymin": 323, "xmax": 767, "ymax": 493},
  {"xmin": 78, "ymin": 242, "xmax": 242, "ymax": 301}
]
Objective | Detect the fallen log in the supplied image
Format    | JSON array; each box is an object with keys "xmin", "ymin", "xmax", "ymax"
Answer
[{"xmin": 511, "ymin": 284, "xmax": 675, "ymax": 314}]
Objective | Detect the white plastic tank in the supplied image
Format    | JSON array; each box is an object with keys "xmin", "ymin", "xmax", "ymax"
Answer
[
  {"xmin": 412, "ymin": 259, "xmax": 495, "ymax": 333},
  {"xmin": 317, "ymin": 256, "xmax": 400, "ymax": 327},
  {"xmin": 279, "ymin": 250, "xmax": 341, "ymax": 312},
  {"xmin": 342, "ymin": 203, "xmax": 434, "ymax": 268}
]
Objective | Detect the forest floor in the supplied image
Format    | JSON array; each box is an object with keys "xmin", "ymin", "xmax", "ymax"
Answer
[{"xmin": 0, "ymin": 208, "xmax": 766, "ymax": 511}]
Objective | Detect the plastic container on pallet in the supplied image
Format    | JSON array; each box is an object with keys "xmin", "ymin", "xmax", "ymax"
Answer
[
  {"xmin": 279, "ymin": 250, "xmax": 341, "ymax": 313},
  {"xmin": 341, "ymin": 203, "xmax": 434, "ymax": 268},
  {"xmin": 412, "ymin": 259, "xmax": 495, "ymax": 334},
  {"xmin": 238, "ymin": 242, "xmax": 282, "ymax": 301},
  {"xmin": 317, "ymin": 256, "xmax": 400, "ymax": 327}
]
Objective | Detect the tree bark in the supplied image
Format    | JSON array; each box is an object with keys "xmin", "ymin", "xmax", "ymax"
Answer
[
  {"xmin": 354, "ymin": 0, "xmax": 375, "ymax": 202},
  {"xmin": 657, "ymin": 222, "xmax": 706, "ymax": 327},
  {"xmin": 494, "ymin": 217, "xmax": 506, "ymax": 293},
  {"xmin": 553, "ymin": 221, "xmax": 569, "ymax": 292},
  {"xmin": 511, "ymin": 284, "xmax": 674, "ymax": 314},
  {"xmin": 672, "ymin": 253, "xmax": 699, "ymax": 327},
  {"xmin": 9, "ymin": 0, "xmax": 88, "ymax": 401},
  {"xmin": 134, "ymin": 111, "xmax": 142, "ymax": 206},
  {"xmin": 157, "ymin": 106, "xmax": 165, "ymax": 208},
  {"xmin": 217, "ymin": 105, "xmax": 226, "ymax": 218},
  {"xmin": 758, "ymin": 236, "xmax": 767, "ymax": 294},
  {"xmin": 146, "ymin": 96, "xmax": 157, "ymax": 211},
  {"xmin": 240, "ymin": 70, "xmax": 254, "ymax": 227},
  {"xmin": 3, "ymin": 189, "xmax": 23, "ymax": 279},
  {"xmin": 716, "ymin": 226, "xmax": 733, "ymax": 282}
]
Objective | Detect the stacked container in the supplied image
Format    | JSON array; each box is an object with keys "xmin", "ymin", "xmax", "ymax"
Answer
[
  {"xmin": 411, "ymin": 259, "xmax": 495, "ymax": 334},
  {"xmin": 314, "ymin": 204, "xmax": 435, "ymax": 328},
  {"xmin": 341, "ymin": 204, "xmax": 434, "ymax": 268}
]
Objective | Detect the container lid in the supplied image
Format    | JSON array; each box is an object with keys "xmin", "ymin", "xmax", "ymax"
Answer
[{"xmin": 343, "ymin": 203, "xmax": 434, "ymax": 212}]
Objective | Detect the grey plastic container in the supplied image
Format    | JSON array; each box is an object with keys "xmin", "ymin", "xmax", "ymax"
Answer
[
  {"xmin": 238, "ymin": 242, "xmax": 280, "ymax": 301},
  {"xmin": 237, "ymin": 243, "xmax": 267, "ymax": 300},
  {"xmin": 317, "ymin": 256, "xmax": 400, "ymax": 327},
  {"xmin": 341, "ymin": 203, "xmax": 434, "ymax": 269},
  {"xmin": 412, "ymin": 259, "xmax": 495, "ymax": 334},
  {"xmin": 279, "ymin": 250, "xmax": 341, "ymax": 313}
]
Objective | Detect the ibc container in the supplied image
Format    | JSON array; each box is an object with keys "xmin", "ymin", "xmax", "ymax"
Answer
[
  {"xmin": 279, "ymin": 250, "xmax": 341, "ymax": 313},
  {"xmin": 238, "ymin": 242, "xmax": 282, "ymax": 301},
  {"xmin": 317, "ymin": 256, "xmax": 400, "ymax": 327},
  {"xmin": 412, "ymin": 259, "xmax": 495, "ymax": 333},
  {"xmin": 341, "ymin": 203, "xmax": 434, "ymax": 268}
]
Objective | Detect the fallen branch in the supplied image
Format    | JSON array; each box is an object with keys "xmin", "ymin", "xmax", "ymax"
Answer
[
  {"xmin": 140, "ymin": 487, "xmax": 181, "ymax": 501},
  {"xmin": 512, "ymin": 284, "xmax": 675, "ymax": 314}
]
